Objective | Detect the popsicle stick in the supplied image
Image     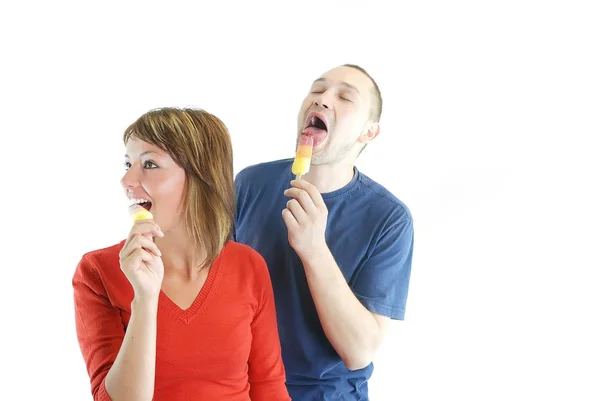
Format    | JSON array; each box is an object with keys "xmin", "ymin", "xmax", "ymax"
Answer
[{"xmin": 295, "ymin": 174, "xmax": 303, "ymax": 180}]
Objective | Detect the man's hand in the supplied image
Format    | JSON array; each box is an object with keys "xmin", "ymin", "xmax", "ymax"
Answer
[{"xmin": 282, "ymin": 179, "xmax": 328, "ymax": 259}]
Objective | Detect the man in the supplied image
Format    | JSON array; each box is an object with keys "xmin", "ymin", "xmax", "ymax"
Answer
[{"xmin": 233, "ymin": 64, "xmax": 414, "ymax": 400}]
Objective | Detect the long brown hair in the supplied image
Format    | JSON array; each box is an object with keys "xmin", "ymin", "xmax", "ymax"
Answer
[{"xmin": 123, "ymin": 107, "xmax": 234, "ymax": 269}]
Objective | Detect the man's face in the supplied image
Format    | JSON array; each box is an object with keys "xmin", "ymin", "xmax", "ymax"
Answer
[{"xmin": 296, "ymin": 66, "xmax": 377, "ymax": 165}]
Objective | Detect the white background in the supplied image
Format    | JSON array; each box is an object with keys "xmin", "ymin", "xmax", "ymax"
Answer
[{"xmin": 1, "ymin": 1, "xmax": 599, "ymax": 400}]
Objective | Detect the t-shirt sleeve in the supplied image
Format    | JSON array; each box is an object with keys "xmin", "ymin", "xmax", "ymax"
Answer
[
  {"xmin": 73, "ymin": 255, "xmax": 125, "ymax": 401},
  {"xmin": 247, "ymin": 251, "xmax": 291, "ymax": 401},
  {"xmin": 352, "ymin": 215, "xmax": 414, "ymax": 320}
]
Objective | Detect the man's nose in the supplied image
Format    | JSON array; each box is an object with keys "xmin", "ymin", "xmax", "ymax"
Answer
[{"xmin": 314, "ymin": 90, "xmax": 333, "ymax": 109}]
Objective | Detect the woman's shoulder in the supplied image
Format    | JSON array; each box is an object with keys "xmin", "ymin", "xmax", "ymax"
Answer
[
  {"xmin": 223, "ymin": 240, "xmax": 263, "ymax": 259},
  {"xmin": 221, "ymin": 240, "xmax": 271, "ymax": 281},
  {"xmin": 73, "ymin": 240, "xmax": 133, "ymax": 309},
  {"xmin": 82, "ymin": 240, "xmax": 126, "ymax": 261},
  {"xmin": 79, "ymin": 240, "xmax": 125, "ymax": 266},
  {"xmin": 74, "ymin": 240, "xmax": 127, "ymax": 283}
]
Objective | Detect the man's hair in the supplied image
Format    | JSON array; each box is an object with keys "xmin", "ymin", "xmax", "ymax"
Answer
[
  {"xmin": 123, "ymin": 107, "xmax": 234, "ymax": 270},
  {"xmin": 342, "ymin": 64, "xmax": 382, "ymax": 122}
]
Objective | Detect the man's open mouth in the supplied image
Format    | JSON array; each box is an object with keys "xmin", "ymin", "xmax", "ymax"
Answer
[
  {"xmin": 306, "ymin": 115, "xmax": 327, "ymax": 131},
  {"xmin": 303, "ymin": 113, "xmax": 329, "ymax": 147}
]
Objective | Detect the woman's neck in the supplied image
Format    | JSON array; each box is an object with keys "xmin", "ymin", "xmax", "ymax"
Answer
[{"xmin": 154, "ymin": 224, "xmax": 207, "ymax": 280}]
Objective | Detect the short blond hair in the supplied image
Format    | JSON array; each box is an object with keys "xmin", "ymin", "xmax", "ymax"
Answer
[{"xmin": 343, "ymin": 64, "xmax": 382, "ymax": 122}]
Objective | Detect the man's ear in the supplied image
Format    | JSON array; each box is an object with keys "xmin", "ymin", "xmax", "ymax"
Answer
[{"xmin": 358, "ymin": 121, "xmax": 380, "ymax": 144}]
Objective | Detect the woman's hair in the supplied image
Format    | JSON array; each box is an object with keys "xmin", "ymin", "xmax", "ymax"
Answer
[{"xmin": 123, "ymin": 107, "xmax": 234, "ymax": 269}]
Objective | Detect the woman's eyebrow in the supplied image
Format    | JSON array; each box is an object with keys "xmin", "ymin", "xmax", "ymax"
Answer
[{"xmin": 124, "ymin": 150, "xmax": 157, "ymax": 158}]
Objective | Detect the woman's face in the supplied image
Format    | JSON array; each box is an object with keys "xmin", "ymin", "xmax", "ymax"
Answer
[{"xmin": 121, "ymin": 136, "xmax": 187, "ymax": 232}]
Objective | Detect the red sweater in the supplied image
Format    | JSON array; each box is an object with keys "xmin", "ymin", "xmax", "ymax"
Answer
[{"xmin": 73, "ymin": 240, "xmax": 290, "ymax": 401}]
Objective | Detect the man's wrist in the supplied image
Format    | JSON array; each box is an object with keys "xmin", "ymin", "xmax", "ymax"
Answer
[{"xmin": 299, "ymin": 241, "xmax": 332, "ymax": 271}]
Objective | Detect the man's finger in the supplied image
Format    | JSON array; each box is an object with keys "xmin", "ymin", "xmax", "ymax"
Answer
[
  {"xmin": 286, "ymin": 199, "xmax": 308, "ymax": 224},
  {"xmin": 290, "ymin": 179, "xmax": 326, "ymax": 209},
  {"xmin": 282, "ymin": 208, "xmax": 299, "ymax": 231},
  {"xmin": 284, "ymin": 187, "xmax": 318, "ymax": 215}
]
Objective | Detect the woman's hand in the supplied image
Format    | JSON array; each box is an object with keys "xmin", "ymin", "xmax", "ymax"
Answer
[{"xmin": 119, "ymin": 220, "xmax": 165, "ymax": 299}]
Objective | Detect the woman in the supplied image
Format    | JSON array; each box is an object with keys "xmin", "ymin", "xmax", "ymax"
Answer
[{"xmin": 73, "ymin": 107, "xmax": 290, "ymax": 401}]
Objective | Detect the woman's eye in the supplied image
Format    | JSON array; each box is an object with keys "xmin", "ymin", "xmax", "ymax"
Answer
[
  {"xmin": 124, "ymin": 161, "xmax": 131, "ymax": 169},
  {"xmin": 144, "ymin": 160, "xmax": 158, "ymax": 169}
]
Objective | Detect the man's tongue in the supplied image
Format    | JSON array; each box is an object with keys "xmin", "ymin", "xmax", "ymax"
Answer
[{"xmin": 303, "ymin": 126, "xmax": 327, "ymax": 146}]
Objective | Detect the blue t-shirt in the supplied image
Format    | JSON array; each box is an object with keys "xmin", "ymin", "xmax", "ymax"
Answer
[{"xmin": 233, "ymin": 158, "xmax": 414, "ymax": 401}]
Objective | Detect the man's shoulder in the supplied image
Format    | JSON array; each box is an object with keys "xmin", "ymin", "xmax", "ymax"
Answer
[
  {"xmin": 357, "ymin": 170, "xmax": 413, "ymax": 222},
  {"xmin": 235, "ymin": 158, "xmax": 292, "ymax": 183}
]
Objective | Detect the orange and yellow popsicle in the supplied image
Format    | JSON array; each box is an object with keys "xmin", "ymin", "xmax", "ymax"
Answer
[
  {"xmin": 129, "ymin": 204, "xmax": 154, "ymax": 221},
  {"xmin": 291, "ymin": 132, "xmax": 313, "ymax": 179}
]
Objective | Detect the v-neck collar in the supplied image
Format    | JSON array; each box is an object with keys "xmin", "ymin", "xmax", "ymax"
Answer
[{"xmin": 158, "ymin": 248, "xmax": 224, "ymax": 324}]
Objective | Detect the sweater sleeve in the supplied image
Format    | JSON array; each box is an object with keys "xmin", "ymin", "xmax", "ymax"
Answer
[
  {"xmin": 73, "ymin": 254, "xmax": 125, "ymax": 401},
  {"xmin": 247, "ymin": 252, "xmax": 291, "ymax": 401}
]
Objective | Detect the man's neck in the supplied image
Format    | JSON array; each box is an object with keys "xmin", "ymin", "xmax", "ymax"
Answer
[{"xmin": 302, "ymin": 162, "xmax": 355, "ymax": 194}]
